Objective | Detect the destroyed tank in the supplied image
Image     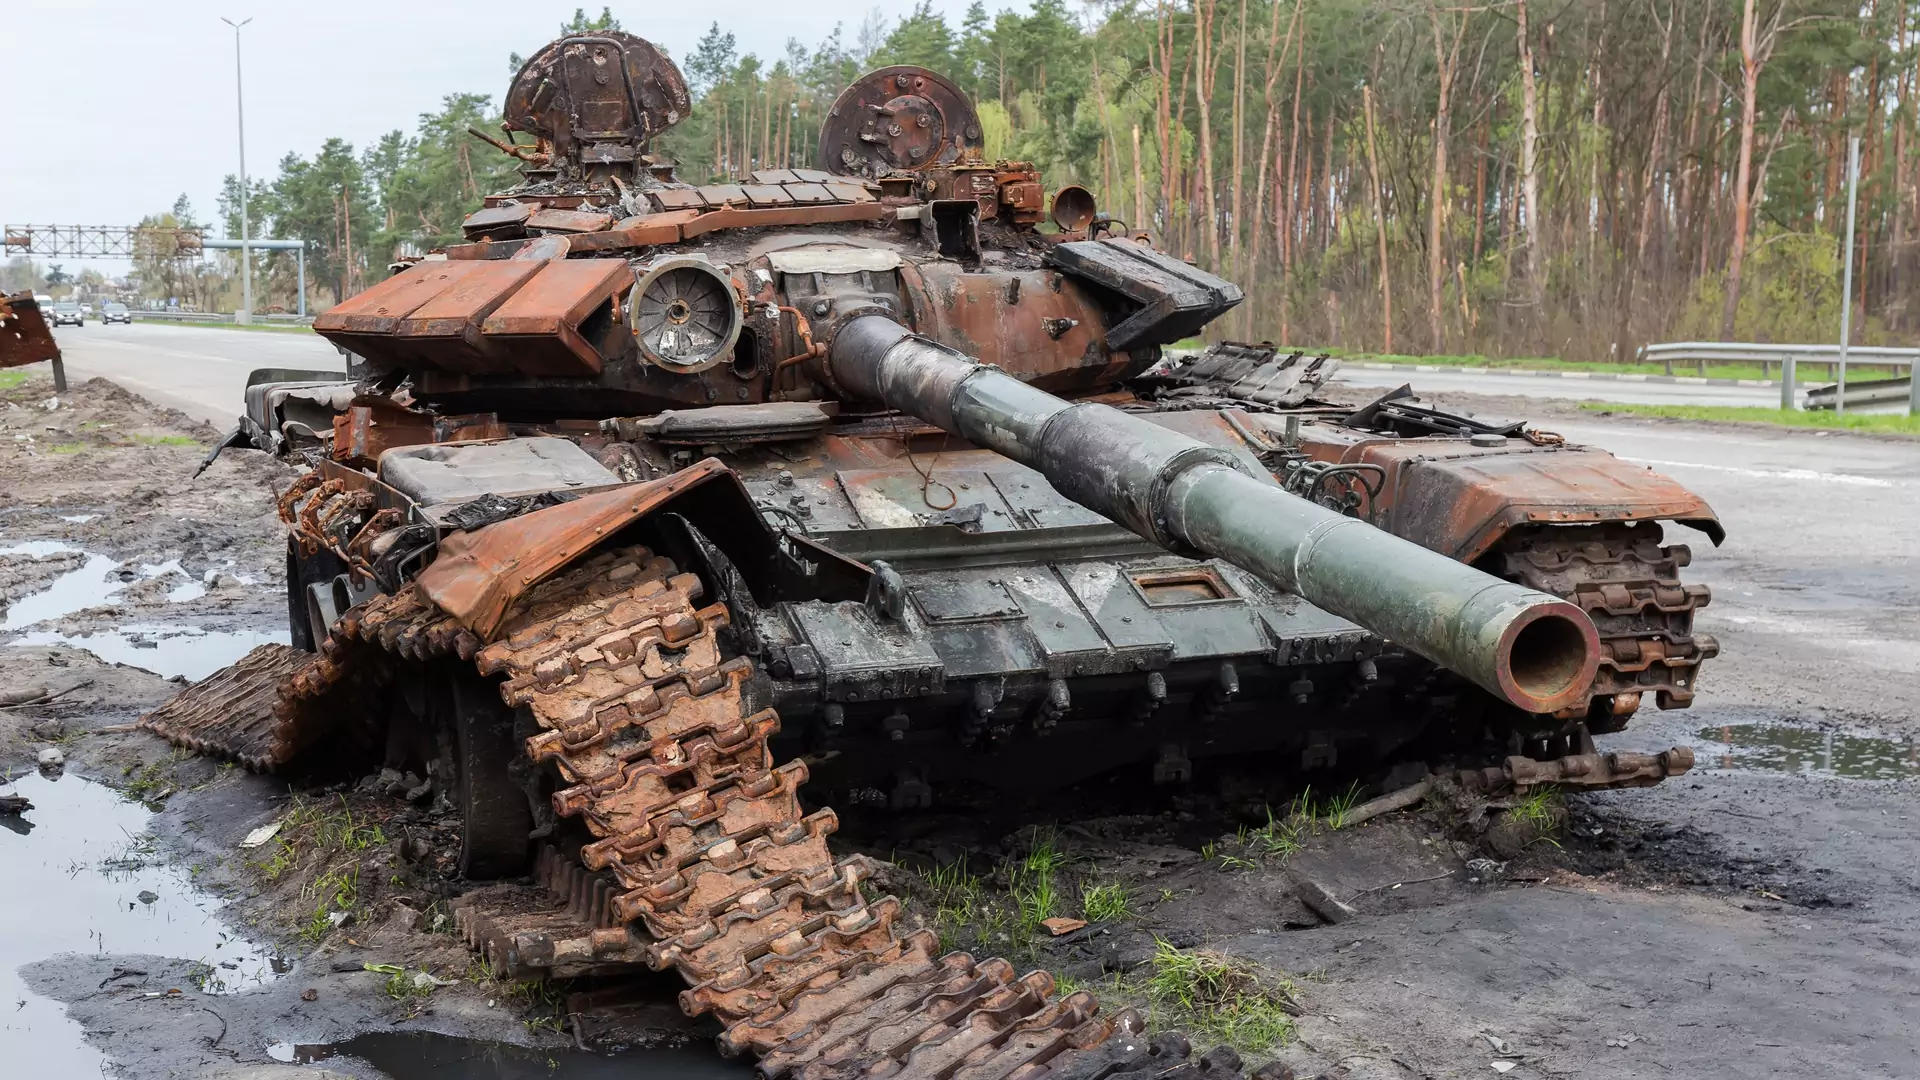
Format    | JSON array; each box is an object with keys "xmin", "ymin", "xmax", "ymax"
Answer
[{"xmin": 150, "ymin": 30, "xmax": 1723, "ymax": 1075}]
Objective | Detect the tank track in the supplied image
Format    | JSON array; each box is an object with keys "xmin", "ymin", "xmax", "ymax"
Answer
[
  {"xmin": 265, "ymin": 544, "xmax": 1281, "ymax": 1079},
  {"xmin": 1497, "ymin": 523, "xmax": 1717, "ymax": 723}
]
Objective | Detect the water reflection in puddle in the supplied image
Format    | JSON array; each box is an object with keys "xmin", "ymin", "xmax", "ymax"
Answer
[
  {"xmin": 0, "ymin": 772, "xmax": 281, "ymax": 1076},
  {"xmin": 272, "ymin": 1030, "xmax": 749, "ymax": 1078},
  {"xmin": 0, "ymin": 540, "xmax": 82, "ymax": 558},
  {"xmin": 2, "ymin": 552, "xmax": 124, "ymax": 629},
  {"xmin": 7, "ymin": 624, "xmax": 288, "ymax": 680},
  {"xmin": 1696, "ymin": 723, "xmax": 1920, "ymax": 780}
]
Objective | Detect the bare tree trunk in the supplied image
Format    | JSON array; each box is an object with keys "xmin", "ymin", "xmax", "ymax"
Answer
[
  {"xmin": 1196, "ymin": 0, "xmax": 1223, "ymax": 271},
  {"xmin": 1229, "ymin": 0, "xmax": 1248, "ymax": 286},
  {"xmin": 1246, "ymin": 0, "xmax": 1299, "ymax": 337},
  {"xmin": 1516, "ymin": 0, "xmax": 1545, "ymax": 315},
  {"xmin": 1156, "ymin": 2, "xmax": 1174, "ymax": 241},
  {"xmin": 1719, "ymin": 0, "xmax": 1768, "ymax": 339},
  {"xmin": 1472, "ymin": 106, "xmax": 1488, "ymax": 264},
  {"xmin": 1134, "ymin": 123, "xmax": 1149, "ymax": 236},
  {"xmin": 1277, "ymin": 14, "xmax": 1309, "ymax": 343},
  {"xmin": 1364, "ymin": 83, "xmax": 1393, "ymax": 353},
  {"xmin": 1426, "ymin": 4, "xmax": 1467, "ymax": 351}
]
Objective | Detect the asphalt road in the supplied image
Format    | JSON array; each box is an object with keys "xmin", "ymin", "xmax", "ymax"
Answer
[
  {"xmin": 40, "ymin": 321, "xmax": 345, "ymax": 426},
  {"xmin": 29, "ymin": 322, "xmax": 1808, "ymax": 423}
]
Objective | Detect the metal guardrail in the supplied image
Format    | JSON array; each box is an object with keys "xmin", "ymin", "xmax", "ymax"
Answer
[
  {"xmin": 1805, "ymin": 376, "xmax": 1914, "ymax": 412},
  {"xmin": 131, "ymin": 311, "xmax": 312, "ymax": 325},
  {"xmin": 1638, "ymin": 340, "xmax": 1919, "ymax": 416},
  {"xmin": 1637, "ymin": 341, "xmax": 1917, "ymax": 371}
]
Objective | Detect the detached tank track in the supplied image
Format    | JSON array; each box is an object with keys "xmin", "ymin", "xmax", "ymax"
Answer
[
  {"xmin": 280, "ymin": 544, "xmax": 1274, "ymax": 1079},
  {"xmin": 1497, "ymin": 523, "xmax": 1717, "ymax": 724}
]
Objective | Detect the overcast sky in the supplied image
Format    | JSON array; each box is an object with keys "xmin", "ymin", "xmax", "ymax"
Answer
[{"xmin": 3, "ymin": 0, "xmax": 984, "ymax": 269}]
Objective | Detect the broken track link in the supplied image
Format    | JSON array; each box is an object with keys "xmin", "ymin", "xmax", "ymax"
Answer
[
  {"xmin": 137, "ymin": 640, "xmax": 391, "ymax": 772},
  {"xmin": 243, "ymin": 542, "xmax": 1282, "ymax": 1078},
  {"xmin": 1498, "ymin": 522, "xmax": 1717, "ymax": 726}
]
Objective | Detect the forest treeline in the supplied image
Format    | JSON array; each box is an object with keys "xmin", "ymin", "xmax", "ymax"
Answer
[{"xmin": 128, "ymin": 2, "xmax": 1920, "ymax": 359}]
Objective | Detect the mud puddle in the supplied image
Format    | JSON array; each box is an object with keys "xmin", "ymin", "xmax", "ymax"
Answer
[
  {"xmin": 272, "ymin": 1030, "xmax": 748, "ymax": 1078},
  {"xmin": 0, "ymin": 770, "xmax": 283, "ymax": 1076},
  {"xmin": 1694, "ymin": 722, "xmax": 1919, "ymax": 780},
  {"xmin": 8, "ymin": 624, "xmax": 288, "ymax": 681},
  {"xmin": 1, "ymin": 550, "xmax": 124, "ymax": 629}
]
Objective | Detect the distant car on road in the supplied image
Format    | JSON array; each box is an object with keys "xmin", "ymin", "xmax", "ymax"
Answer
[
  {"xmin": 101, "ymin": 302, "xmax": 132, "ymax": 325},
  {"xmin": 50, "ymin": 301, "xmax": 84, "ymax": 327}
]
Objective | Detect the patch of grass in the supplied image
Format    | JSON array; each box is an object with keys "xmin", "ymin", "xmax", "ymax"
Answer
[
  {"xmin": 250, "ymin": 794, "xmax": 388, "ymax": 881},
  {"xmin": 1321, "ymin": 782, "xmax": 1365, "ymax": 830},
  {"xmin": 299, "ymin": 866, "xmax": 361, "ymax": 943},
  {"xmin": 1246, "ymin": 807, "xmax": 1303, "ymax": 858},
  {"xmin": 130, "ymin": 433, "xmax": 200, "ymax": 447},
  {"xmin": 1011, "ymin": 829, "xmax": 1069, "ymax": 938},
  {"xmin": 0, "ymin": 370, "xmax": 28, "ymax": 390},
  {"xmin": 118, "ymin": 750, "xmax": 191, "ymax": 807},
  {"xmin": 1080, "ymin": 882, "xmax": 1136, "ymax": 923},
  {"xmin": 1507, "ymin": 785, "xmax": 1563, "ymax": 830},
  {"xmin": 44, "ymin": 442, "xmax": 87, "ymax": 455},
  {"xmin": 1143, "ymin": 942, "xmax": 1299, "ymax": 1056},
  {"xmin": 1580, "ymin": 401, "xmax": 1920, "ymax": 435},
  {"xmin": 926, "ymin": 858, "xmax": 989, "ymax": 952}
]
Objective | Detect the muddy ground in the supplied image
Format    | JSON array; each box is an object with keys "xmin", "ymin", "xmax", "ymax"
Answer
[{"xmin": 2, "ymin": 370, "xmax": 1916, "ymax": 1079}]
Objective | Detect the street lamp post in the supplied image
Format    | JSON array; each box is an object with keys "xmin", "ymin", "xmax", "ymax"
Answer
[{"xmin": 221, "ymin": 16, "xmax": 253, "ymax": 325}]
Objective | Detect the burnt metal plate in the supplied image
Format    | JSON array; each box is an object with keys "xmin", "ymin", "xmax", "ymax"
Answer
[
  {"xmin": 651, "ymin": 188, "xmax": 707, "ymax": 211},
  {"xmin": 997, "ymin": 566, "xmax": 1116, "ymax": 677},
  {"xmin": 742, "ymin": 185, "xmax": 796, "ymax": 207},
  {"xmin": 696, "ymin": 184, "xmax": 749, "ymax": 207},
  {"xmin": 986, "ymin": 469, "xmax": 1110, "ymax": 529},
  {"xmin": 911, "ymin": 576, "xmax": 1023, "ymax": 623},
  {"xmin": 836, "ymin": 469, "xmax": 1021, "ymax": 534},
  {"xmin": 788, "ymin": 602, "xmax": 945, "ymax": 702},
  {"xmin": 1062, "ymin": 562, "xmax": 1175, "ymax": 658}
]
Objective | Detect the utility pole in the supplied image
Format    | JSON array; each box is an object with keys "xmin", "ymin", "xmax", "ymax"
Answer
[
  {"xmin": 1836, "ymin": 135, "xmax": 1859, "ymax": 416},
  {"xmin": 221, "ymin": 16, "xmax": 253, "ymax": 325}
]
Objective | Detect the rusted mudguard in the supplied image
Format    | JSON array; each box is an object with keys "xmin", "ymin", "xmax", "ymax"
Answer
[
  {"xmin": 1298, "ymin": 433, "xmax": 1724, "ymax": 562},
  {"xmin": 417, "ymin": 457, "xmax": 869, "ymax": 639},
  {"xmin": 0, "ymin": 291, "xmax": 61, "ymax": 370}
]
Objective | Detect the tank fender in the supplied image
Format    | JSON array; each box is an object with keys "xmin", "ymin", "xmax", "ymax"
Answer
[
  {"xmin": 416, "ymin": 457, "xmax": 870, "ymax": 639},
  {"xmin": 1365, "ymin": 446, "xmax": 1725, "ymax": 563}
]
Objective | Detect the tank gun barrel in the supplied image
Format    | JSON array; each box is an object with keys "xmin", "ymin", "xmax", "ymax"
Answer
[{"xmin": 829, "ymin": 316, "xmax": 1600, "ymax": 714}]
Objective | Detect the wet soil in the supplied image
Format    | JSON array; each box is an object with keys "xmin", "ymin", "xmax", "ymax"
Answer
[{"xmin": 3, "ymin": 371, "xmax": 1917, "ymax": 1079}]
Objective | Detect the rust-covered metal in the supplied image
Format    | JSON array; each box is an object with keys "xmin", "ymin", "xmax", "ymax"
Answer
[
  {"xmin": 316, "ymin": 258, "xmax": 633, "ymax": 377},
  {"xmin": 1295, "ymin": 431, "xmax": 1725, "ymax": 563},
  {"xmin": 502, "ymin": 32, "xmax": 690, "ymax": 182},
  {"xmin": 414, "ymin": 457, "xmax": 868, "ymax": 639},
  {"xmin": 0, "ymin": 290, "xmax": 61, "ymax": 370},
  {"xmin": 818, "ymin": 66, "xmax": 984, "ymax": 178}
]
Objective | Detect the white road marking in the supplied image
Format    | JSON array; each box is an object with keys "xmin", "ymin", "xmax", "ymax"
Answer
[{"xmin": 1622, "ymin": 456, "xmax": 1898, "ymax": 487}]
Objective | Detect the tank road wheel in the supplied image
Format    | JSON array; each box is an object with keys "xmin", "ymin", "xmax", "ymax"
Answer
[
  {"xmin": 442, "ymin": 665, "xmax": 535, "ymax": 879},
  {"xmin": 284, "ymin": 539, "xmax": 346, "ymax": 653}
]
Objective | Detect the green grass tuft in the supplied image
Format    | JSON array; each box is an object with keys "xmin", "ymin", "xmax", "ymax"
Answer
[
  {"xmin": 1144, "ymin": 941, "xmax": 1299, "ymax": 1055},
  {"xmin": 1581, "ymin": 401, "xmax": 1920, "ymax": 434},
  {"xmin": 1081, "ymin": 882, "xmax": 1136, "ymax": 923},
  {"xmin": 1012, "ymin": 829, "xmax": 1070, "ymax": 937}
]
